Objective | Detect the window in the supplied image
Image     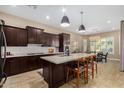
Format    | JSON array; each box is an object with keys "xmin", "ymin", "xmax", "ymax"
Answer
[
  {"xmin": 90, "ymin": 41, "xmax": 96, "ymax": 53},
  {"xmin": 90, "ymin": 37, "xmax": 114, "ymax": 54}
]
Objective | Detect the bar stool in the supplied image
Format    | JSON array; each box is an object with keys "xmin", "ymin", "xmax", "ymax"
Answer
[
  {"xmin": 66, "ymin": 57, "xmax": 89, "ymax": 87},
  {"xmin": 88, "ymin": 55, "xmax": 97, "ymax": 79}
]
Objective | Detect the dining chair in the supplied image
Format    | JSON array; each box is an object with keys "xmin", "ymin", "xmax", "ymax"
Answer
[
  {"xmin": 96, "ymin": 52, "xmax": 103, "ymax": 62},
  {"xmin": 102, "ymin": 52, "xmax": 108, "ymax": 62}
]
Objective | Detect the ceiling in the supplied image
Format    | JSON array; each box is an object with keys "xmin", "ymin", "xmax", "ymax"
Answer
[{"xmin": 0, "ymin": 5, "xmax": 124, "ymax": 35}]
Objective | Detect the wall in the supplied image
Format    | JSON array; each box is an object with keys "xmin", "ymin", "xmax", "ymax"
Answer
[
  {"xmin": 86, "ymin": 31, "xmax": 120, "ymax": 59},
  {"xmin": 0, "ymin": 12, "xmax": 83, "ymax": 53}
]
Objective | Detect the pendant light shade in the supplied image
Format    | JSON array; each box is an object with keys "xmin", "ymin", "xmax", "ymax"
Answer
[
  {"xmin": 78, "ymin": 11, "xmax": 85, "ymax": 32},
  {"xmin": 78, "ymin": 24, "xmax": 85, "ymax": 32},
  {"xmin": 60, "ymin": 6, "xmax": 70, "ymax": 27},
  {"xmin": 61, "ymin": 16, "xmax": 70, "ymax": 27},
  {"xmin": 79, "ymin": 24, "xmax": 85, "ymax": 31}
]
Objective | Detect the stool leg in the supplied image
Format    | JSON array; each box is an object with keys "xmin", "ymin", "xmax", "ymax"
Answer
[
  {"xmin": 85, "ymin": 64, "xmax": 88, "ymax": 83},
  {"xmin": 96, "ymin": 63, "xmax": 97, "ymax": 74},
  {"xmin": 76, "ymin": 70, "xmax": 80, "ymax": 87},
  {"xmin": 92, "ymin": 62, "xmax": 94, "ymax": 79}
]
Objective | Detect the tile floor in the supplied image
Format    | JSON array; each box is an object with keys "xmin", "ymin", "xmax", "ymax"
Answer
[{"xmin": 3, "ymin": 69, "xmax": 48, "ymax": 88}]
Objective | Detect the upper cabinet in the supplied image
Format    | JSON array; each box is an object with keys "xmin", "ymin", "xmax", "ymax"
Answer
[
  {"xmin": 41, "ymin": 32, "xmax": 52, "ymax": 46},
  {"xmin": 26, "ymin": 26, "xmax": 59, "ymax": 47},
  {"xmin": 52, "ymin": 34, "xmax": 59, "ymax": 47},
  {"xmin": 3, "ymin": 25, "xmax": 28, "ymax": 46},
  {"xmin": 3, "ymin": 25, "xmax": 69, "ymax": 48},
  {"xmin": 63, "ymin": 33, "xmax": 70, "ymax": 45},
  {"xmin": 59, "ymin": 33, "xmax": 70, "ymax": 52},
  {"xmin": 42, "ymin": 32, "xmax": 59, "ymax": 47},
  {"xmin": 26, "ymin": 26, "xmax": 44, "ymax": 44}
]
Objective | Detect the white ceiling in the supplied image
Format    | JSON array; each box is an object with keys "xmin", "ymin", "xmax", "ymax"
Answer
[{"xmin": 0, "ymin": 5, "xmax": 124, "ymax": 35}]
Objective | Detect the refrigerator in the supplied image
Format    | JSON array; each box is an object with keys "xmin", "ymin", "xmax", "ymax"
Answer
[{"xmin": 0, "ymin": 19, "xmax": 7, "ymax": 87}]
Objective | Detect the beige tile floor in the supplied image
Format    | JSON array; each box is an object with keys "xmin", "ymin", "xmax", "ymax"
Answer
[
  {"xmin": 3, "ymin": 69, "xmax": 48, "ymax": 88},
  {"xmin": 3, "ymin": 60, "xmax": 124, "ymax": 88}
]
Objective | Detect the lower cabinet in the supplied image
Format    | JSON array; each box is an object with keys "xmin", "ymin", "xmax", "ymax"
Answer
[
  {"xmin": 4, "ymin": 56, "xmax": 43, "ymax": 76},
  {"xmin": 27, "ymin": 56, "xmax": 39, "ymax": 71},
  {"xmin": 9, "ymin": 58, "xmax": 21, "ymax": 75}
]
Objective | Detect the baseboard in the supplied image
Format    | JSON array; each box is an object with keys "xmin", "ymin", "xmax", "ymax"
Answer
[{"xmin": 107, "ymin": 58, "xmax": 120, "ymax": 61}]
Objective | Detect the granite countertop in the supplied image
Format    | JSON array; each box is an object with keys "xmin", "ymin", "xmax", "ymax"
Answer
[
  {"xmin": 40, "ymin": 53, "xmax": 96, "ymax": 64},
  {"xmin": 2, "ymin": 52, "xmax": 60, "ymax": 58}
]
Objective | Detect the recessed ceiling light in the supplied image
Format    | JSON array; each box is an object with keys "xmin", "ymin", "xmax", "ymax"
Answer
[
  {"xmin": 62, "ymin": 8, "xmax": 66, "ymax": 13},
  {"xmin": 107, "ymin": 20, "xmax": 111, "ymax": 24},
  {"xmin": 46, "ymin": 16, "xmax": 50, "ymax": 20}
]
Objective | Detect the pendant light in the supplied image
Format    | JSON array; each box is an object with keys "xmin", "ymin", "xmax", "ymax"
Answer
[
  {"xmin": 60, "ymin": 6, "xmax": 70, "ymax": 27},
  {"xmin": 78, "ymin": 11, "xmax": 85, "ymax": 32}
]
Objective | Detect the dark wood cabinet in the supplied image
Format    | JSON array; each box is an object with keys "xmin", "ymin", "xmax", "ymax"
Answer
[
  {"xmin": 52, "ymin": 64, "xmax": 65, "ymax": 83},
  {"xmin": 42, "ymin": 32, "xmax": 59, "ymax": 47},
  {"xmin": 63, "ymin": 34, "xmax": 70, "ymax": 45},
  {"xmin": 4, "ymin": 57, "xmax": 28, "ymax": 76},
  {"xmin": 43, "ymin": 60, "xmax": 68, "ymax": 88},
  {"xmin": 27, "ymin": 56, "xmax": 39, "ymax": 70},
  {"xmin": 19, "ymin": 57, "xmax": 28, "ymax": 72},
  {"xmin": 52, "ymin": 34, "xmax": 59, "ymax": 47},
  {"xmin": 2, "ymin": 25, "xmax": 70, "ymax": 48},
  {"xmin": 26, "ymin": 26, "xmax": 44, "ymax": 44},
  {"xmin": 4, "ymin": 60, "xmax": 10, "ymax": 76},
  {"xmin": 9, "ymin": 58, "xmax": 21, "ymax": 75},
  {"xmin": 4, "ymin": 54, "xmax": 56, "ymax": 76},
  {"xmin": 17, "ymin": 30, "xmax": 28, "ymax": 46},
  {"xmin": 42, "ymin": 32, "xmax": 52, "ymax": 46},
  {"xmin": 27, "ymin": 26, "xmax": 37, "ymax": 43},
  {"xmin": 3, "ymin": 25, "xmax": 27, "ymax": 46},
  {"xmin": 59, "ymin": 33, "xmax": 70, "ymax": 52}
]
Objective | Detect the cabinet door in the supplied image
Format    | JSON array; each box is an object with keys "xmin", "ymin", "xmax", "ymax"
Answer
[
  {"xmin": 63, "ymin": 34, "xmax": 70, "ymax": 45},
  {"xmin": 42, "ymin": 32, "xmax": 52, "ymax": 46},
  {"xmin": 4, "ymin": 59, "xmax": 11, "ymax": 76},
  {"xmin": 27, "ymin": 27, "xmax": 37, "ymax": 43},
  {"xmin": 52, "ymin": 64, "xmax": 66, "ymax": 83},
  {"xmin": 26, "ymin": 26, "xmax": 44, "ymax": 44},
  {"xmin": 3, "ymin": 26, "xmax": 27, "ymax": 46},
  {"xmin": 19, "ymin": 57, "xmax": 28, "ymax": 72},
  {"xmin": 59, "ymin": 33, "xmax": 70, "ymax": 52},
  {"xmin": 36, "ymin": 29, "xmax": 43, "ymax": 44},
  {"xmin": 56, "ymin": 35, "xmax": 59, "ymax": 47},
  {"xmin": 27, "ymin": 56, "xmax": 38, "ymax": 71},
  {"xmin": 4, "ymin": 26, "xmax": 17, "ymax": 46},
  {"xmin": 52, "ymin": 35, "xmax": 59, "ymax": 47},
  {"xmin": 47, "ymin": 33, "xmax": 52, "ymax": 46},
  {"xmin": 16, "ymin": 29, "xmax": 27, "ymax": 46},
  {"xmin": 9, "ymin": 58, "xmax": 21, "ymax": 75}
]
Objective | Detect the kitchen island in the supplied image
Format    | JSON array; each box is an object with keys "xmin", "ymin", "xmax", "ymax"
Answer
[{"xmin": 40, "ymin": 53, "xmax": 95, "ymax": 88}]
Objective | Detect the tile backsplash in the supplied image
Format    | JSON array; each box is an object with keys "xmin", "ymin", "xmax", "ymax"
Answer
[{"xmin": 6, "ymin": 45, "xmax": 57, "ymax": 55}]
